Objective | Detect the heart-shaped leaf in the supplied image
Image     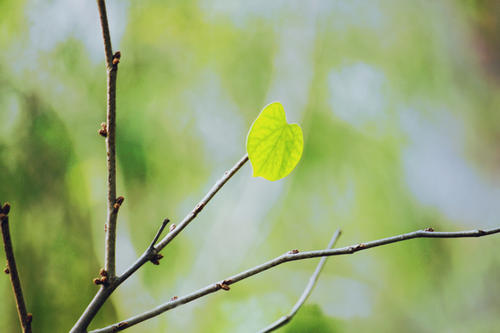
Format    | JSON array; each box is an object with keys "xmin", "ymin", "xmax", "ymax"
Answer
[{"xmin": 246, "ymin": 102, "xmax": 304, "ymax": 181}]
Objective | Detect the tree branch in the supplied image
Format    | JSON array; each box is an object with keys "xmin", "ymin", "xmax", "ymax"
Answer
[
  {"xmin": 259, "ymin": 229, "xmax": 342, "ymax": 333},
  {"xmin": 1, "ymin": 204, "xmax": 32, "ymax": 333},
  {"xmin": 154, "ymin": 153, "xmax": 249, "ymax": 252},
  {"xmin": 89, "ymin": 226, "xmax": 500, "ymax": 332},
  {"xmin": 70, "ymin": 155, "xmax": 249, "ymax": 332},
  {"xmin": 97, "ymin": 0, "xmax": 121, "ymax": 281}
]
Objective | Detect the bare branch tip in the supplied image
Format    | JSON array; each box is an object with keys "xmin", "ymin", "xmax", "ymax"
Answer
[{"xmin": 1, "ymin": 202, "xmax": 11, "ymax": 215}]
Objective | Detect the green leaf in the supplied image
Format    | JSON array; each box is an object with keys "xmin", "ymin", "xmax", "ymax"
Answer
[{"xmin": 246, "ymin": 102, "xmax": 304, "ymax": 181}]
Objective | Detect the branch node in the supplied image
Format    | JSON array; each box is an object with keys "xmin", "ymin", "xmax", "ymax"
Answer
[
  {"xmin": 149, "ymin": 253, "xmax": 164, "ymax": 265},
  {"xmin": 117, "ymin": 321, "xmax": 128, "ymax": 328},
  {"xmin": 193, "ymin": 203, "xmax": 205, "ymax": 216},
  {"xmin": 354, "ymin": 243, "xmax": 366, "ymax": 250},
  {"xmin": 217, "ymin": 282, "xmax": 230, "ymax": 291},
  {"xmin": 169, "ymin": 224, "xmax": 177, "ymax": 232}
]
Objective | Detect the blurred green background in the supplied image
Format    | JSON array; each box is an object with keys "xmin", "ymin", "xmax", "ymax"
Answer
[{"xmin": 1, "ymin": 0, "xmax": 500, "ymax": 332}]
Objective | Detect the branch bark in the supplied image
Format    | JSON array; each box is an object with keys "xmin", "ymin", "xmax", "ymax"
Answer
[
  {"xmin": 70, "ymin": 155, "xmax": 249, "ymax": 332},
  {"xmin": 89, "ymin": 226, "xmax": 500, "ymax": 332},
  {"xmin": 1, "ymin": 204, "xmax": 32, "ymax": 333},
  {"xmin": 259, "ymin": 229, "xmax": 342, "ymax": 333},
  {"xmin": 97, "ymin": 0, "xmax": 120, "ymax": 280}
]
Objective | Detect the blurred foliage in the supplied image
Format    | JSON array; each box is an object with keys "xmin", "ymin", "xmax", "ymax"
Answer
[
  {"xmin": 0, "ymin": 0, "xmax": 499, "ymax": 332},
  {"xmin": 285, "ymin": 305, "xmax": 340, "ymax": 333}
]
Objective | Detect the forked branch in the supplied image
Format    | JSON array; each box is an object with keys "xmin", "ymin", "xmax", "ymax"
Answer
[
  {"xmin": 1, "ymin": 203, "xmax": 32, "ymax": 333},
  {"xmin": 90, "ymin": 226, "xmax": 500, "ymax": 332},
  {"xmin": 70, "ymin": 155, "xmax": 249, "ymax": 332},
  {"xmin": 259, "ymin": 229, "xmax": 342, "ymax": 333}
]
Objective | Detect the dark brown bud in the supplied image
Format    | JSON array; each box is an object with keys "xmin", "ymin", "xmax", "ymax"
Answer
[
  {"xmin": 98, "ymin": 123, "xmax": 107, "ymax": 137},
  {"xmin": 424, "ymin": 227, "xmax": 434, "ymax": 232},
  {"xmin": 288, "ymin": 249, "xmax": 299, "ymax": 254},
  {"xmin": 99, "ymin": 268, "xmax": 107, "ymax": 277},
  {"xmin": 170, "ymin": 296, "xmax": 178, "ymax": 301},
  {"xmin": 169, "ymin": 224, "xmax": 176, "ymax": 232},
  {"xmin": 117, "ymin": 321, "xmax": 128, "ymax": 328},
  {"xmin": 114, "ymin": 196, "xmax": 125, "ymax": 210},
  {"xmin": 93, "ymin": 278, "xmax": 104, "ymax": 285},
  {"xmin": 112, "ymin": 51, "xmax": 121, "ymax": 65},
  {"xmin": 26, "ymin": 313, "xmax": 33, "ymax": 324},
  {"xmin": 116, "ymin": 196, "xmax": 125, "ymax": 205},
  {"xmin": 150, "ymin": 253, "xmax": 163, "ymax": 265},
  {"xmin": 4, "ymin": 267, "xmax": 9, "ymax": 274},
  {"xmin": 219, "ymin": 283, "xmax": 230, "ymax": 291}
]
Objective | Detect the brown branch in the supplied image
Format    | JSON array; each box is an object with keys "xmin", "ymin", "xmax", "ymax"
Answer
[
  {"xmin": 1, "ymin": 203, "xmax": 32, "ymax": 333},
  {"xmin": 89, "ymin": 226, "xmax": 500, "ymax": 332},
  {"xmin": 70, "ymin": 154, "xmax": 249, "ymax": 333},
  {"xmin": 97, "ymin": 0, "xmax": 121, "ymax": 280},
  {"xmin": 259, "ymin": 229, "xmax": 342, "ymax": 333}
]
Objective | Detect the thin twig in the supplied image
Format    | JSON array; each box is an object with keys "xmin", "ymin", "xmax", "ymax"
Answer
[
  {"xmin": 149, "ymin": 219, "xmax": 170, "ymax": 250},
  {"xmin": 89, "ymin": 226, "xmax": 500, "ymax": 332},
  {"xmin": 70, "ymin": 155, "xmax": 249, "ymax": 332},
  {"xmin": 97, "ymin": 0, "xmax": 120, "ymax": 280},
  {"xmin": 1, "ymin": 204, "xmax": 32, "ymax": 333},
  {"xmin": 259, "ymin": 229, "xmax": 342, "ymax": 333},
  {"xmin": 154, "ymin": 154, "xmax": 249, "ymax": 252}
]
